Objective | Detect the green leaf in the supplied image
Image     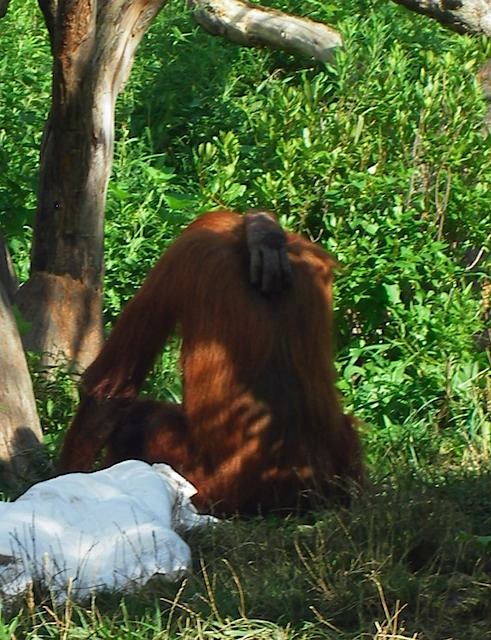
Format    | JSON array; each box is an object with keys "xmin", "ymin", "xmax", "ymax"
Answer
[
  {"xmin": 163, "ymin": 193, "xmax": 197, "ymax": 211},
  {"xmin": 383, "ymin": 283, "xmax": 402, "ymax": 305}
]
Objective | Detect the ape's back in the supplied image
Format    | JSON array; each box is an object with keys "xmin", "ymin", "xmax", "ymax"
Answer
[{"xmin": 172, "ymin": 218, "xmax": 360, "ymax": 512}]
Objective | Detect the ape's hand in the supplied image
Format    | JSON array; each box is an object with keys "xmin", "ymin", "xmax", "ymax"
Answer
[{"xmin": 245, "ymin": 210, "xmax": 292, "ymax": 294}]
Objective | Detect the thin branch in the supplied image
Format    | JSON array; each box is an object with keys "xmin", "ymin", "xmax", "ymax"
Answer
[{"xmin": 392, "ymin": 0, "xmax": 491, "ymax": 37}]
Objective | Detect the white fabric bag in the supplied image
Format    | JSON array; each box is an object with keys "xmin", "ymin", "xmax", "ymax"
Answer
[{"xmin": 0, "ymin": 460, "xmax": 215, "ymax": 603}]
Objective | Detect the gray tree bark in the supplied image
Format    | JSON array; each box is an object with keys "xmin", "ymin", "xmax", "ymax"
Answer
[
  {"xmin": 0, "ymin": 231, "xmax": 17, "ymax": 304},
  {"xmin": 0, "ymin": 235, "xmax": 43, "ymax": 485},
  {"xmin": 190, "ymin": 0, "xmax": 342, "ymax": 62},
  {"xmin": 392, "ymin": 0, "xmax": 491, "ymax": 36},
  {"xmin": 15, "ymin": 0, "xmax": 167, "ymax": 372}
]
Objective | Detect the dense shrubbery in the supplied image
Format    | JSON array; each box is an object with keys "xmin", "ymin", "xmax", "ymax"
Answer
[
  {"xmin": 1, "ymin": 0, "xmax": 490, "ymax": 470},
  {"xmin": 104, "ymin": 0, "xmax": 491, "ymax": 470}
]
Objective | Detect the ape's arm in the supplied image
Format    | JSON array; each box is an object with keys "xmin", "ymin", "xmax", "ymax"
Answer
[
  {"xmin": 80, "ymin": 245, "xmax": 182, "ymax": 402},
  {"xmin": 58, "ymin": 245, "xmax": 182, "ymax": 472},
  {"xmin": 77, "ymin": 209, "xmax": 289, "ymax": 401}
]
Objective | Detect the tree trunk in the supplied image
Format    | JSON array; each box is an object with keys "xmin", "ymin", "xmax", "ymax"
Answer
[
  {"xmin": 190, "ymin": 0, "xmax": 342, "ymax": 62},
  {"xmin": 15, "ymin": 0, "xmax": 166, "ymax": 372},
  {"xmin": 0, "ymin": 236, "xmax": 44, "ymax": 485}
]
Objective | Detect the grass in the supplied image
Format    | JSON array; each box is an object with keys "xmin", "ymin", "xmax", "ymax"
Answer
[{"xmin": 1, "ymin": 461, "xmax": 490, "ymax": 639}]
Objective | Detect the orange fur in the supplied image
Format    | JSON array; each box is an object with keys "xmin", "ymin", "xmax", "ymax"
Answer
[{"xmin": 59, "ymin": 210, "xmax": 363, "ymax": 515}]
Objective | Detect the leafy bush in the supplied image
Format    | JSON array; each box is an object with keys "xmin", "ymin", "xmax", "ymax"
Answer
[
  {"xmin": 105, "ymin": 0, "xmax": 491, "ymax": 468},
  {"xmin": 0, "ymin": 2, "xmax": 50, "ymax": 279},
  {"xmin": 1, "ymin": 0, "xmax": 489, "ymax": 473}
]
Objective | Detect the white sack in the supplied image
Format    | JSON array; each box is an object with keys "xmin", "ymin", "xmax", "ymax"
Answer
[{"xmin": 0, "ymin": 460, "xmax": 215, "ymax": 603}]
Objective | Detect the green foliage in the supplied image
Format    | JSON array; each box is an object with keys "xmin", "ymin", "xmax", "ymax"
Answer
[
  {"xmin": 27, "ymin": 353, "xmax": 79, "ymax": 457},
  {"xmin": 105, "ymin": 0, "xmax": 491, "ymax": 466},
  {"xmin": 103, "ymin": 129, "xmax": 193, "ymax": 321},
  {"xmin": 0, "ymin": 1, "xmax": 50, "ymax": 277},
  {"xmin": 7, "ymin": 470, "xmax": 491, "ymax": 639}
]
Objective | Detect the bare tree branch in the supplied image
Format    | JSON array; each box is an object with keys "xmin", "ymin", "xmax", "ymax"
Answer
[
  {"xmin": 392, "ymin": 0, "xmax": 491, "ymax": 37},
  {"xmin": 190, "ymin": 0, "xmax": 342, "ymax": 62}
]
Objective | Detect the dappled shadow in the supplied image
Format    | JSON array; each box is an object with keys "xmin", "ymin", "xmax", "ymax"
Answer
[
  {"xmin": 0, "ymin": 427, "xmax": 51, "ymax": 497},
  {"xmin": 178, "ymin": 465, "xmax": 491, "ymax": 638}
]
